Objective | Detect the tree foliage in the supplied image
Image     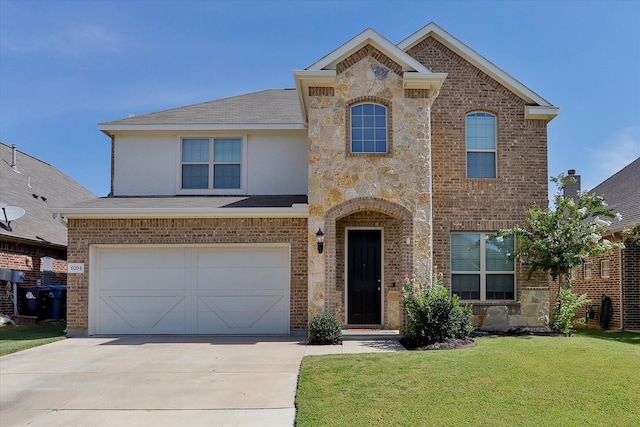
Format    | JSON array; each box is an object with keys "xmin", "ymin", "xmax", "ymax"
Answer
[{"xmin": 496, "ymin": 173, "xmax": 623, "ymax": 282}]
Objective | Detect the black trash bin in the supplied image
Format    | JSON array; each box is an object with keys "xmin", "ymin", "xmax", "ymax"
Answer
[
  {"xmin": 19, "ymin": 286, "xmax": 50, "ymax": 319},
  {"xmin": 47, "ymin": 285, "xmax": 67, "ymax": 320}
]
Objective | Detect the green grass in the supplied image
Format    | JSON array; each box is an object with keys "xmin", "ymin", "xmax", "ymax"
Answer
[
  {"xmin": 0, "ymin": 322, "xmax": 66, "ymax": 356},
  {"xmin": 296, "ymin": 330, "xmax": 640, "ymax": 426}
]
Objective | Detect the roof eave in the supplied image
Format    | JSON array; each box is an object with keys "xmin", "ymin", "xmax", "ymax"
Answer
[
  {"xmin": 99, "ymin": 123, "xmax": 306, "ymax": 135},
  {"xmin": 293, "ymin": 70, "xmax": 337, "ymax": 125},
  {"xmin": 403, "ymin": 72, "xmax": 448, "ymax": 93},
  {"xmin": 524, "ymin": 105, "xmax": 560, "ymax": 122},
  {"xmin": 52, "ymin": 205, "xmax": 310, "ymax": 220}
]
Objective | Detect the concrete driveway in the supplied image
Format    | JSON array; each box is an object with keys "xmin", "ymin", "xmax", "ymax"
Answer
[{"xmin": 1, "ymin": 336, "xmax": 307, "ymax": 426}]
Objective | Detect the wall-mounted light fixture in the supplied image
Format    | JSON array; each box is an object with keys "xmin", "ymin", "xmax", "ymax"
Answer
[{"xmin": 315, "ymin": 228, "xmax": 325, "ymax": 254}]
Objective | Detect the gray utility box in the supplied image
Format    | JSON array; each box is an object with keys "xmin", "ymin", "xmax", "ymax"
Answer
[{"xmin": 0, "ymin": 268, "xmax": 11, "ymax": 282}]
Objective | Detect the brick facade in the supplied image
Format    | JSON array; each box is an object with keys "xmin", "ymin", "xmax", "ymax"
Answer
[
  {"xmin": 406, "ymin": 37, "xmax": 550, "ymax": 316},
  {"xmin": 548, "ymin": 241, "xmax": 640, "ymax": 331},
  {"xmin": 65, "ymin": 217, "xmax": 308, "ymax": 335},
  {"xmin": 0, "ymin": 242, "xmax": 67, "ymax": 315},
  {"xmin": 554, "ymin": 250, "xmax": 623, "ymax": 330},
  {"xmin": 622, "ymin": 242, "xmax": 640, "ymax": 330}
]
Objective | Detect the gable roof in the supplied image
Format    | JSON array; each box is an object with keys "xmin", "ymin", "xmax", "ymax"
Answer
[
  {"xmin": 590, "ymin": 157, "xmax": 640, "ymax": 233},
  {"xmin": 294, "ymin": 28, "xmax": 448, "ymax": 124},
  {"xmin": 99, "ymin": 89, "xmax": 305, "ymax": 134},
  {"xmin": 398, "ymin": 22, "xmax": 559, "ymax": 121},
  {"xmin": 0, "ymin": 143, "xmax": 95, "ymax": 248}
]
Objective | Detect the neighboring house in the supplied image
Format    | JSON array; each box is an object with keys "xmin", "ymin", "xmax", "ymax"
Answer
[
  {"xmin": 0, "ymin": 143, "xmax": 95, "ymax": 315},
  {"xmin": 555, "ymin": 160, "xmax": 640, "ymax": 331},
  {"xmin": 55, "ymin": 23, "xmax": 558, "ymax": 337}
]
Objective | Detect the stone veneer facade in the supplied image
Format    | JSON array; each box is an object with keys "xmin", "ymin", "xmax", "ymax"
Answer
[
  {"xmin": 307, "ymin": 48, "xmax": 433, "ymax": 328},
  {"xmin": 65, "ymin": 218, "xmax": 308, "ymax": 335}
]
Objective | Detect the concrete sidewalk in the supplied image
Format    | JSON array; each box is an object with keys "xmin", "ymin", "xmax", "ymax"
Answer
[{"xmin": 1, "ymin": 335, "xmax": 403, "ymax": 427}]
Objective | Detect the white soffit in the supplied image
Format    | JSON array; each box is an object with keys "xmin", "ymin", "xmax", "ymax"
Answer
[{"xmin": 398, "ymin": 22, "xmax": 559, "ymax": 121}]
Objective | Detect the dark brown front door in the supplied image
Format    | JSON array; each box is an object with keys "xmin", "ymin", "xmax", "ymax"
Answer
[{"xmin": 347, "ymin": 230, "xmax": 382, "ymax": 325}]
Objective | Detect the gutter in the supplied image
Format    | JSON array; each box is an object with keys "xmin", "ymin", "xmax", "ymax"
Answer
[{"xmin": 52, "ymin": 205, "xmax": 310, "ymax": 220}]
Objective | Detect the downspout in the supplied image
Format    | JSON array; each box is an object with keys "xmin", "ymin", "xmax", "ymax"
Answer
[
  {"xmin": 619, "ymin": 245, "xmax": 624, "ymax": 330},
  {"xmin": 426, "ymin": 90, "xmax": 440, "ymax": 278},
  {"xmin": 110, "ymin": 134, "xmax": 115, "ymax": 196}
]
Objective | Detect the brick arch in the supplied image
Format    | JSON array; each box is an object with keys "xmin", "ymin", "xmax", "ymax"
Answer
[{"xmin": 322, "ymin": 197, "xmax": 414, "ymax": 314}]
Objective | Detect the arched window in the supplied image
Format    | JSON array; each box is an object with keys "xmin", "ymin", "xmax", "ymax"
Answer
[
  {"xmin": 350, "ymin": 103, "xmax": 388, "ymax": 153},
  {"xmin": 466, "ymin": 112, "xmax": 496, "ymax": 178}
]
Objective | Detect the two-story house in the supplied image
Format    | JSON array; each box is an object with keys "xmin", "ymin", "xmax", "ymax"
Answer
[{"xmin": 56, "ymin": 23, "xmax": 558, "ymax": 337}]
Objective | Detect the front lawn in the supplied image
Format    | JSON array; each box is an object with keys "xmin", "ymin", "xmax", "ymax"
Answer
[
  {"xmin": 296, "ymin": 330, "xmax": 640, "ymax": 426},
  {"xmin": 0, "ymin": 322, "xmax": 66, "ymax": 356}
]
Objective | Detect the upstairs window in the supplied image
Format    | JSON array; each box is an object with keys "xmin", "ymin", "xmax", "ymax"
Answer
[
  {"xmin": 466, "ymin": 112, "xmax": 496, "ymax": 178},
  {"xmin": 182, "ymin": 138, "xmax": 242, "ymax": 190},
  {"xmin": 601, "ymin": 260, "xmax": 610, "ymax": 278},
  {"xmin": 350, "ymin": 103, "xmax": 387, "ymax": 153},
  {"xmin": 583, "ymin": 261, "xmax": 592, "ymax": 280},
  {"xmin": 451, "ymin": 232, "xmax": 515, "ymax": 301}
]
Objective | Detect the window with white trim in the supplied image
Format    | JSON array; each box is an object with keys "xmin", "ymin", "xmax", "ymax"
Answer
[
  {"xmin": 350, "ymin": 103, "xmax": 387, "ymax": 153},
  {"xmin": 450, "ymin": 232, "xmax": 515, "ymax": 301},
  {"xmin": 181, "ymin": 138, "xmax": 242, "ymax": 190},
  {"xmin": 466, "ymin": 112, "xmax": 496, "ymax": 178},
  {"xmin": 601, "ymin": 260, "xmax": 610, "ymax": 278}
]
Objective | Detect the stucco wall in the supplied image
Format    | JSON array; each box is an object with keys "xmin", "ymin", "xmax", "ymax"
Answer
[{"xmin": 112, "ymin": 131, "xmax": 308, "ymax": 196}]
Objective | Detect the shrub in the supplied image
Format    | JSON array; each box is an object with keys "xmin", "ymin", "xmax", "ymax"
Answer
[
  {"xmin": 309, "ymin": 312, "xmax": 342, "ymax": 345},
  {"xmin": 550, "ymin": 282, "xmax": 590, "ymax": 334},
  {"xmin": 401, "ymin": 267, "xmax": 473, "ymax": 347}
]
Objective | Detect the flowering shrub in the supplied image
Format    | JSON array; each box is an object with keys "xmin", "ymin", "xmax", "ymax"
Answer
[{"xmin": 401, "ymin": 266, "xmax": 473, "ymax": 346}]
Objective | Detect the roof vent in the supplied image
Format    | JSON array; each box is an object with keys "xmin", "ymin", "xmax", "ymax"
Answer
[{"xmin": 11, "ymin": 144, "xmax": 20, "ymax": 173}]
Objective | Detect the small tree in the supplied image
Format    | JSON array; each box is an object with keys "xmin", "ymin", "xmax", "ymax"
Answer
[{"xmin": 496, "ymin": 173, "xmax": 623, "ymax": 333}]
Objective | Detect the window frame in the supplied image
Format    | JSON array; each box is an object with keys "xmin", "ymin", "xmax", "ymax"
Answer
[
  {"xmin": 347, "ymin": 99, "xmax": 391, "ymax": 156},
  {"xmin": 466, "ymin": 112, "xmax": 497, "ymax": 179},
  {"xmin": 601, "ymin": 259, "xmax": 610, "ymax": 278},
  {"xmin": 450, "ymin": 232, "xmax": 516, "ymax": 302},
  {"xmin": 583, "ymin": 261, "xmax": 592, "ymax": 280},
  {"xmin": 178, "ymin": 136, "xmax": 247, "ymax": 195}
]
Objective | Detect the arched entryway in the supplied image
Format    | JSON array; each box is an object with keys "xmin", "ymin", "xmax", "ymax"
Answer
[{"xmin": 324, "ymin": 198, "xmax": 413, "ymax": 328}]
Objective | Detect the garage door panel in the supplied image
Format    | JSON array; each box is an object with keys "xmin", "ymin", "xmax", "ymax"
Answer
[
  {"xmin": 197, "ymin": 248, "xmax": 287, "ymax": 268},
  {"xmin": 93, "ymin": 245, "xmax": 289, "ymax": 335},
  {"xmin": 100, "ymin": 249, "xmax": 187, "ymax": 269},
  {"xmin": 99, "ymin": 271, "xmax": 187, "ymax": 291},
  {"xmin": 197, "ymin": 294, "xmax": 286, "ymax": 334},
  {"xmin": 196, "ymin": 267, "xmax": 287, "ymax": 290},
  {"xmin": 98, "ymin": 292, "xmax": 186, "ymax": 334}
]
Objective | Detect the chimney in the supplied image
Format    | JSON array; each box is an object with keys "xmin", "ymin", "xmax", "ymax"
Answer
[
  {"xmin": 564, "ymin": 169, "xmax": 581, "ymax": 204},
  {"xmin": 11, "ymin": 144, "xmax": 17, "ymax": 171}
]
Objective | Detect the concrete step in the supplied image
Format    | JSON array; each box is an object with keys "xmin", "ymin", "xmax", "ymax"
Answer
[{"xmin": 341, "ymin": 329, "xmax": 402, "ymax": 340}]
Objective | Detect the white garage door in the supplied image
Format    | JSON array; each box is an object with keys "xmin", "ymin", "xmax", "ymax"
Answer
[{"xmin": 91, "ymin": 245, "xmax": 290, "ymax": 335}]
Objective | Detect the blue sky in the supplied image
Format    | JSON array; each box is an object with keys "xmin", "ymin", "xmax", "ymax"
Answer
[{"xmin": 1, "ymin": 0, "xmax": 638, "ymax": 198}]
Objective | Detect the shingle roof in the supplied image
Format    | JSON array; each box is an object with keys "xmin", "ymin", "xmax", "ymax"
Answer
[
  {"xmin": 0, "ymin": 143, "xmax": 95, "ymax": 247},
  {"xmin": 100, "ymin": 89, "xmax": 303, "ymax": 126},
  {"xmin": 590, "ymin": 157, "xmax": 640, "ymax": 232}
]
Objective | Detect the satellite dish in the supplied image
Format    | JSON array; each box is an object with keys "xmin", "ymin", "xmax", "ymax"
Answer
[{"xmin": 0, "ymin": 203, "xmax": 25, "ymax": 231}]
